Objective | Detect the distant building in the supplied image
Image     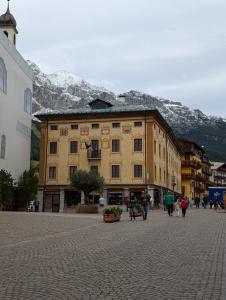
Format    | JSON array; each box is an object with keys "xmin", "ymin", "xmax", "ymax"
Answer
[
  {"xmin": 0, "ymin": 1, "xmax": 32, "ymax": 182},
  {"xmin": 179, "ymin": 139, "xmax": 212, "ymax": 200},
  {"xmin": 36, "ymin": 99, "xmax": 182, "ymax": 213},
  {"xmin": 210, "ymin": 162, "xmax": 226, "ymax": 187}
]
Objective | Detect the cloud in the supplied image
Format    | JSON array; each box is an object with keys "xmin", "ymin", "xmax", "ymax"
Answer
[{"xmin": 4, "ymin": 0, "xmax": 226, "ymax": 116}]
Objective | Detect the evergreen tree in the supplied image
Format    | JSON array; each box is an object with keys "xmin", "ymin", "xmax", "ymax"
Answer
[
  {"xmin": 18, "ymin": 166, "xmax": 39, "ymax": 206},
  {"xmin": 0, "ymin": 169, "xmax": 14, "ymax": 209}
]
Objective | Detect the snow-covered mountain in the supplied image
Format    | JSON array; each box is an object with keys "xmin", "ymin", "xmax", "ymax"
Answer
[{"xmin": 30, "ymin": 62, "xmax": 226, "ymax": 161}]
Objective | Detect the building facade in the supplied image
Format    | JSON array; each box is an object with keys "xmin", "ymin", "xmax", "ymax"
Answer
[
  {"xmin": 179, "ymin": 139, "xmax": 212, "ymax": 200},
  {"xmin": 0, "ymin": 3, "xmax": 32, "ymax": 182},
  {"xmin": 210, "ymin": 162, "xmax": 226, "ymax": 186},
  {"xmin": 37, "ymin": 99, "xmax": 182, "ymax": 213}
]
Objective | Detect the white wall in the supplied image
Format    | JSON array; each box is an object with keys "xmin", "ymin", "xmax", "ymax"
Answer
[{"xmin": 0, "ymin": 30, "xmax": 32, "ymax": 183}]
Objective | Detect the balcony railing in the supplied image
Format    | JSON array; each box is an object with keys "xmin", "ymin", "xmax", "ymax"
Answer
[
  {"xmin": 87, "ymin": 149, "xmax": 101, "ymax": 160},
  {"xmin": 182, "ymin": 160, "xmax": 201, "ymax": 169},
  {"xmin": 182, "ymin": 173, "xmax": 196, "ymax": 180},
  {"xmin": 196, "ymin": 174, "xmax": 206, "ymax": 182}
]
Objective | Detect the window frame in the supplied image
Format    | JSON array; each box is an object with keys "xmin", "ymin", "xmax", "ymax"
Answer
[
  {"xmin": 112, "ymin": 139, "xmax": 120, "ymax": 152},
  {"xmin": 0, "ymin": 134, "xmax": 6, "ymax": 159},
  {"xmin": 49, "ymin": 141, "xmax": 57, "ymax": 154},
  {"xmin": 49, "ymin": 166, "xmax": 57, "ymax": 180},
  {"xmin": 112, "ymin": 122, "xmax": 120, "ymax": 128},
  {"xmin": 112, "ymin": 165, "xmax": 120, "ymax": 178},
  {"xmin": 24, "ymin": 88, "xmax": 32, "ymax": 115},
  {"xmin": 50, "ymin": 125, "xmax": 58, "ymax": 131},
  {"xmin": 134, "ymin": 138, "xmax": 142, "ymax": 152},
  {"xmin": 134, "ymin": 121, "xmax": 142, "ymax": 127},
  {"xmin": 134, "ymin": 165, "xmax": 143, "ymax": 178},
  {"xmin": 91, "ymin": 123, "xmax": 99, "ymax": 129},
  {"xmin": 69, "ymin": 166, "xmax": 77, "ymax": 178},
  {"xmin": 70, "ymin": 141, "xmax": 78, "ymax": 154},
  {"xmin": 0, "ymin": 57, "xmax": 7, "ymax": 94}
]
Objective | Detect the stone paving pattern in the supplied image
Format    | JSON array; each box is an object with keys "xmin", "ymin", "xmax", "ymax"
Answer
[{"xmin": 0, "ymin": 209, "xmax": 225, "ymax": 300}]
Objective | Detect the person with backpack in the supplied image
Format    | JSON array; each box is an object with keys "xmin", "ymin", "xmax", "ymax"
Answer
[
  {"xmin": 181, "ymin": 197, "xmax": 188, "ymax": 217},
  {"xmin": 164, "ymin": 191, "xmax": 174, "ymax": 217}
]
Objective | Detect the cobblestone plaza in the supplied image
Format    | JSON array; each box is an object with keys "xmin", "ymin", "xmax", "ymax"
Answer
[{"xmin": 0, "ymin": 209, "xmax": 225, "ymax": 300}]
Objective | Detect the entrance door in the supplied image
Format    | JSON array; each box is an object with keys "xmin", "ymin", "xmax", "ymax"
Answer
[{"xmin": 52, "ymin": 194, "xmax": 60, "ymax": 213}]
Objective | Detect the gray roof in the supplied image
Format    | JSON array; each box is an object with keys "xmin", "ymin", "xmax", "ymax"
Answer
[{"xmin": 36, "ymin": 104, "xmax": 156, "ymax": 117}]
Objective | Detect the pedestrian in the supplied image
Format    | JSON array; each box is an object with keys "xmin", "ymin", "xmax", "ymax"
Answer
[
  {"xmin": 140, "ymin": 191, "xmax": 150, "ymax": 220},
  {"xmin": 195, "ymin": 197, "xmax": 200, "ymax": 208},
  {"xmin": 128, "ymin": 193, "xmax": 136, "ymax": 221},
  {"xmin": 99, "ymin": 195, "xmax": 105, "ymax": 209},
  {"xmin": 203, "ymin": 196, "xmax": 208, "ymax": 208},
  {"xmin": 175, "ymin": 198, "xmax": 181, "ymax": 217},
  {"xmin": 181, "ymin": 197, "xmax": 188, "ymax": 217},
  {"xmin": 164, "ymin": 191, "xmax": 174, "ymax": 217}
]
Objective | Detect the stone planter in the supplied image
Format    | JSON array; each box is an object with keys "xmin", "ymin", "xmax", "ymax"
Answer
[
  {"xmin": 103, "ymin": 213, "xmax": 121, "ymax": 223},
  {"xmin": 76, "ymin": 204, "xmax": 98, "ymax": 214}
]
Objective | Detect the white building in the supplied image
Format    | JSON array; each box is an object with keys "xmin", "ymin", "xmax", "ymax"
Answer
[
  {"xmin": 0, "ymin": 1, "xmax": 32, "ymax": 183},
  {"xmin": 210, "ymin": 162, "xmax": 226, "ymax": 187}
]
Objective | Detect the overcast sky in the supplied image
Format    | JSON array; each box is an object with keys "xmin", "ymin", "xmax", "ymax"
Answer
[{"xmin": 3, "ymin": 0, "xmax": 226, "ymax": 117}]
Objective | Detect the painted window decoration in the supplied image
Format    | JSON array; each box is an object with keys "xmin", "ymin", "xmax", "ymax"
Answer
[
  {"xmin": 24, "ymin": 88, "xmax": 32, "ymax": 114},
  {"xmin": 0, "ymin": 135, "xmax": 6, "ymax": 159},
  {"xmin": 0, "ymin": 58, "xmax": 7, "ymax": 94}
]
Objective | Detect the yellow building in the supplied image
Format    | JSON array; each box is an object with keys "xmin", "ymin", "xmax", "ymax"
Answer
[
  {"xmin": 179, "ymin": 139, "xmax": 212, "ymax": 200},
  {"xmin": 37, "ymin": 99, "xmax": 182, "ymax": 212}
]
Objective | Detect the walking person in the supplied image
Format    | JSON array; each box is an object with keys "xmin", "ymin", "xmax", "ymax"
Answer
[
  {"xmin": 164, "ymin": 191, "xmax": 174, "ymax": 217},
  {"xmin": 140, "ymin": 191, "xmax": 150, "ymax": 220},
  {"xmin": 128, "ymin": 193, "xmax": 136, "ymax": 221},
  {"xmin": 175, "ymin": 198, "xmax": 181, "ymax": 217},
  {"xmin": 181, "ymin": 197, "xmax": 188, "ymax": 217},
  {"xmin": 99, "ymin": 195, "xmax": 105, "ymax": 209}
]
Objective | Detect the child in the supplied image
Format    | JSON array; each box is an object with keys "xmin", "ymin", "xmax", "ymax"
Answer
[{"xmin": 175, "ymin": 198, "xmax": 181, "ymax": 217}]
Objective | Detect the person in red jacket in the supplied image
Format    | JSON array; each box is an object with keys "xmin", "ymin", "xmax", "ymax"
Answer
[{"xmin": 181, "ymin": 197, "xmax": 189, "ymax": 217}]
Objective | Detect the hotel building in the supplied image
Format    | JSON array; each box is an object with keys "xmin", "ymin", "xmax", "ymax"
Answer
[{"xmin": 37, "ymin": 99, "xmax": 182, "ymax": 212}]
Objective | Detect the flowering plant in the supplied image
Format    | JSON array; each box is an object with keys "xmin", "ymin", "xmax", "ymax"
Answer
[{"xmin": 103, "ymin": 206, "xmax": 122, "ymax": 216}]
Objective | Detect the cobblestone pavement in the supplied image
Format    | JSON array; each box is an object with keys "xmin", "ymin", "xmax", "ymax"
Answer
[{"xmin": 0, "ymin": 209, "xmax": 225, "ymax": 300}]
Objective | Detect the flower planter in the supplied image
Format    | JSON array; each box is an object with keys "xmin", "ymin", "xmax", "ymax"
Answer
[{"xmin": 103, "ymin": 213, "xmax": 121, "ymax": 223}]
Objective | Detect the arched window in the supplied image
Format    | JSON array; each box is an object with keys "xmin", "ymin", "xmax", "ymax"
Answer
[
  {"xmin": 0, "ymin": 135, "xmax": 6, "ymax": 159},
  {"xmin": 3, "ymin": 31, "xmax": 8, "ymax": 37},
  {"xmin": 24, "ymin": 88, "xmax": 32, "ymax": 114},
  {"xmin": 0, "ymin": 57, "xmax": 7, "ymax": 94}
]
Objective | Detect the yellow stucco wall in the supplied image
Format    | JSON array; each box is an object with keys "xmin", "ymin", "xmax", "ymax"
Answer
[{"xmin": 39, "ymin": 114, "xmax": 182, "ymax": 194}]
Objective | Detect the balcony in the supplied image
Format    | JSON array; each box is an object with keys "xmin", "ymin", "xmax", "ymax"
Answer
[
  {"xmin": 196, "ymin": 174, "xmax": 206, "ymax": 182},
  {"xmin": 182, "ymin": 173, "xmax": 196, "ymax": 180},
  {"xmin": 87, "ymin": 149, "xmax": 101, "ymax": 160},
  {"xmin": 182, "ymin": 160, "xmax": 201, "ymax": 169},
  {"xmin": 202, "ymin": 168, "xmax": 212, "ymax": 176}
]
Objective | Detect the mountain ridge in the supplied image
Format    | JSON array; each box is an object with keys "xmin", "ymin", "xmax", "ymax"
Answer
[{"xmin": 30, "ymin": 62, "xmax": 226, "ymax": 162}]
